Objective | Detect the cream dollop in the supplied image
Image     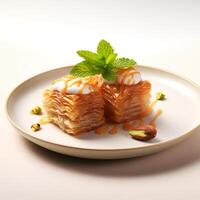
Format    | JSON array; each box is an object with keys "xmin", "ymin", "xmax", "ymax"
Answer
[
  {"xmin": 52, "ymin": 81, "xmax": 66, "ymax": 93},
  {"xmin": 117, "ymin": 68, "xmax": 142, "ymax": 85},
  {"xmin": 67, "ymin": 78, "xmax": 94, "ymax": 94},
  {"xmin": 51, "ymin": 77, "xmax": 95, "ymax": 94}
]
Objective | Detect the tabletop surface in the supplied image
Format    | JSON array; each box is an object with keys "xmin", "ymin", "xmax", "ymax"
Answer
[{"xmin": 1, "ymin": 0, "xmax": 200, "ymax": 199}]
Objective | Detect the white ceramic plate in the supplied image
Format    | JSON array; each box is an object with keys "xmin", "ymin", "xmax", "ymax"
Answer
[{"xmin": 6, "ymin": 65, "xmax": 200, "ymax": 159}]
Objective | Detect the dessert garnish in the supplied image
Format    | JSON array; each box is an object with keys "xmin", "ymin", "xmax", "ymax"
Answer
[
  {"xmin": 31, "ymin": 123, "xmax": 41, "ymax": 132},
  {"xmin": 70, "ymin": 39, "xmax": 136, "ymax": 82},
  {"xmin": 156, "ymin": 92, "xmax": 166, "ymax": 100},
  {"xmin": 117, "ymin": 68, "xmax": 142, "ymax": 85},
  {"xmin": 31, "ymin": 106, "xmax": 42, "ymax": 115},
  {"xmin": 129, "ymin": 125, "xmax": 157, "ymax": 141},
  {"xmin": 50, "ymin": 74, "xmax": 103, "ymax": 95}
]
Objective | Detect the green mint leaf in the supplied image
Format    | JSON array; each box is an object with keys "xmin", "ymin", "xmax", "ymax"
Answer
[
  {"xmin": 102, "ymin": 70, "xmax": 117, "ymax": 82},
  {"xmin": 71, "ymin": 40, "xmax": 137, "ymax": 82},
  {"xmin": 77, "ymin": 50, "xmax": 103, "ymax": 66},
  {"xmin": 112, "ymin": 57, "xmax": 136, "ymax": 69},
  {"xmin": 106, "ymin": 53, "xmax": 117, "ymax": 65},
  {"xmin": 97, "ymin": 39, "xmax": 114, "ymax": 59},
  {"xmin": 70, "ymin": 61, "xmax": 103, "ymax": 77}
]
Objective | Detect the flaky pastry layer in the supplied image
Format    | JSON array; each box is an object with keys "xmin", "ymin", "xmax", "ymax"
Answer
[
  {"xmin": 102, "ymin": 81, "xmax": 152, "ymax": 123},
  {"xmin": 43, "ymin": 90, "xmax": 105, "ymax": 135}
]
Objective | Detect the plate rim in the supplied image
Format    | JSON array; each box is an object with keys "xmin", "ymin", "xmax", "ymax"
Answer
[{"xmin": 5, "ymin": 65, "xmax": 200, "ymax": 152}]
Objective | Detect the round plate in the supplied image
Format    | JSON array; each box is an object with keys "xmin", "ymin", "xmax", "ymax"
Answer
[{"xmin": 6, "ymin": 65, "xmax": 200, "ymax": 159}]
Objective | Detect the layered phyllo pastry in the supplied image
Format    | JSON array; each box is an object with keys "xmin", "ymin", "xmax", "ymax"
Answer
[
  {"xmin": 43, "ymin": 75, "xmax": 105, "ymax": 135},
  {"xmin": 102, "ymin": 67, "xmax": 152, "ymax": 123}
]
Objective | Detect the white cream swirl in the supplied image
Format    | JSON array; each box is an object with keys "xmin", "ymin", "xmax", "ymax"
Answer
[
  {"xmin": 51, "ymin": 76, "xmax": 100, "ymax": 94},
  {"xmin": 117, "ymin": 68, "xmax": 142, "ymax": 85}
]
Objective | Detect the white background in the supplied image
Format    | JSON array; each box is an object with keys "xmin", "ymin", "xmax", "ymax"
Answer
[{"xmin": 0, "ymin": 0, "xmax": 200, "ymax": 199}]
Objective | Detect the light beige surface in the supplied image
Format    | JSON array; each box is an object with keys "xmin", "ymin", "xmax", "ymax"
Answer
[{"xmin": 1, "ymin": 0, "xmax": 200, "ymax": 199}]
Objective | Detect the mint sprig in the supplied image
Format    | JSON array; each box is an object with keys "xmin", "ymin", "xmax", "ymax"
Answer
[
  {"xmin": 70, "ymin": 61, "xmax": 103, "ymax": 77},
  {"xmin": 77, "ymin": 50, "xmax": 104, "ymax": 66},
  {"xmin": 97, "ymin": 40, "xmax": 114, "ymax": 59},
  {"xmin": 70, "ymin": 39, "xmax": 137, "ymax": 82},
  {"xmin": 112, "ymin": 58, "xmax": 136, "ymax": 69}
]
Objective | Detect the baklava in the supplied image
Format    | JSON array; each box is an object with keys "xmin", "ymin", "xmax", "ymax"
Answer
[
  {"xmin": 102, "ymin": 67, "xmax": 152, "ymax": 123},
  {"xmin": 43, "ymin": 75, "xmax": 105, "ymax": 135}
]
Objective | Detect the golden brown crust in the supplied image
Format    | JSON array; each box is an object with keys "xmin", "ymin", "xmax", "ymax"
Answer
[
  {"xmin": 102, "ymin": 81, "xmax": 152, "ymax": 123},
  {"xmin": 43, "ymin": 90, "xmax": 105, "ymax": 135}
]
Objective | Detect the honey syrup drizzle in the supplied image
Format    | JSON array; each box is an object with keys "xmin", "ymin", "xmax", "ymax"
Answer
[
  {"xmin": 127, "ymin": 72, "xmax": 138, "ymax": 85},
  {"xmin": 95, "ymin": 108, "xmax": 162, "ymax": 135},
  {"xmin": 68, "ymin": 79, "xmax": 82, "ymax": 87},
  {"xmin": 39, "ymin": 115, "xmax": 52, "ymax": 125},
  {"xmin": 123, "ymin": 119, "xmax": 143, "ymax": 131},
  {"xmin": 149, "ymin": 109, "xmax": 162, "ymax": 127},
  {"xmin": 95, "ymin": 124, "xmax": 120, "ymax": 135},
  {"xmin": 95, "ymin": 125, "xmax": 107, "ymax": 135},
  {"xmin": 150, "ymin": 99, "xmax": 158, "ymax": 108},
  {"xmin": 66, "ymin": 79, "xmax": 97, "ymax": 94},
  {"xmin": 62, "ymin": 78, "xmax": 73, "ymax": 93},
  {"xmin": 54, "ymin": 75, "xmax": 102, "ymax": 94},
  {"xmin": 94, "ymin": 92, "xmax": 163, "ymax": 135},
  {"xmin": 109, "ymin": 124, "xmax": 119, "ymax": 134},
  {"xmin": 78, "ymin": 82, "xmax": 88, "ymax": 94},
  {"xmin": 120, "ymin": 70, "xmax": 136, "ymax": 84}
]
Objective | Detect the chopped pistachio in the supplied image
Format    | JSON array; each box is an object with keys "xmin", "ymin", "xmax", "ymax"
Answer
[
  {"xmin": 31, "ymin": 106, "xmax": 42, "ymax": 115},
  {"xmin": 129, "ymin": 130, "xmax": 150, "ymax": 141},
  {"xmin": 39, "ymin": 115, "xmax": 52, "ymax": 125},
  {"xmin": 31, "ymin": 123, "xmax": 41, "ymax": 132},
  {"xmin": 129, "ymin": 130, "xmax": 147, "ymax": 137},
  {"xmin": 129, "ymin": 125, "xmax": 157, "ymax": 141},
  {"xmin": 156, "ymin": 92, "xmax": 165, "ymax": 100}
]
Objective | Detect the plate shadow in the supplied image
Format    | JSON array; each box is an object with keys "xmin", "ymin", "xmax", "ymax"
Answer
[{"xmin": 20, "ymin": 127, "xmax": 200, "ymax": 177}]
